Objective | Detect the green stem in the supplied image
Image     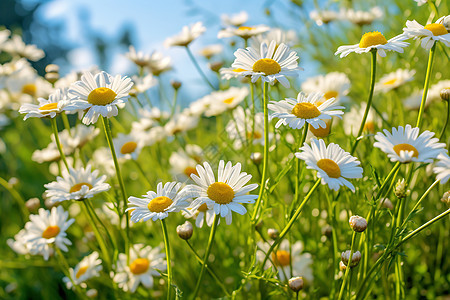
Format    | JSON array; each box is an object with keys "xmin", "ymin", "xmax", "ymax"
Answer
[
  {"xmin": 50, "ymin": 118, "xmax": 69, "ymax": 170},
  {"xmin": 0, "ymin": 176, "xmax": 29, "ymax": 220},
  {"xmin": 132, "ymin": 160, "xmax": 152, "ymax": 189},
  {"xmin": 54, "ymin": 247, "xmax": 87, "ymax": 299},
  {"xmin": 351, "ymin": 50, "xmax": 377, "ymax": 155},
  {"xmin": 161, "ymin": 219, "xmax": 172, "ymax": 300},
  {"xmin": 416, "ymin": 43, "xmax": 436, "ymax": 128},
  {"xmin": 338, "ymin": 231, "xmax": 357, "ymax": 300},
  {"xmin": 192, "ymin": 214, "xmax": 219, "ymax": 299},
  {"xmin": 439, "ymin": 100, "xmax": 450, "ymax": 140},
  {"xmin": 101, "ymin": 116, "xmax": 130, "ymax": 263},
  {"xmin": 401, "ymin": 179, "xmax": 439, "ymax": 228},
  {"xmin": 185, "ymin": 46, "xmax": 215, "ymax": 90},
  {"xmin": 61, "ymin": 113, "xmax": 71, "ymax": 133},
  {"xmin": 291, "ymin": 124, "xmax": 309, "ymax": 214},
  {"xmin": 170, "ymin": 89, "xmax": 179, "ymax": 117}
]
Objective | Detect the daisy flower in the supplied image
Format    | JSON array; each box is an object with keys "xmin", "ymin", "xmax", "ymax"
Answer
[
  {"xmin": 113, "ymin": 244, "xmax": 166, "ymax": 293},
  {"xmin": 225, "ymin": 106, "xmax": 268, "ymax": 149},
  {"xmin": 7, "ymin": 229, "xmax": 30, "ymax": 256},
  {"xmin": 2, "ymin": 35, "xmax": 45, "ymax": 61},
  {"xmin": 169, "ymin": 148, "xmax": 201, "ymax": 181},
  {"xmin": 183, "ymin": 203, "xmax": 216, "ymax": 228},
  {"xmin": 258, "ymin": 240, "xmax": 313, "ymax": 282},
  {"xmin": 198, "ymin": 44, "xmax": 223, "ymax": 59},
  {"xmin": 44, "ymin": 165, "xmax": 110, "ymax": 204},
  {"xmin": 402, "ymin": 20, "xmax": 450, "ymax": 50},
  {"xmin": 335, "ymin": 31, "xmax": 409, "ymax": 58},
  {"xmin": 309, "ymin": 10, "xmax": 341, "ymax": 26},
  {"xmin": 146, "ymin": 51, "xmax": 172, "ymax": 76},
  {"xmin": 66, "ymin": 71, "xmax": 133, "ymax": 125},
  {"xmin": 344, "ymin": 7, "xmax": 383, "ymax": 26},
  {"xmin": 433, "ymin": 152, "xmax": 450, "ymax": 184},
  {"xmin": 307, "ymin": 119, "xmax": 332, "ymax": 139},
  {"xmin": 221, "ymin": 11, "xmax": 248, "ymax": 27},
  {"xmin": 295, "ymin": 139, "xmax": 363, "ymax": 191},
  {"xmin": 301, "ymin": 72, "xmax": 350, "ymax": 104},
  {"xmin": 374, "ymin": 69, "xmax": 415, "ymax": 93},
  {"xmin": 127, "ymin": 181, "xmax": 189, "ymax": 222},
  {"xmin": 230, "ymin": 40, "xmax": 302, "ymax": 88},
  {"xmin": 130, "ymin": 74, "xmax": 157, "ymax": 95},
  {"xmin": 19, "ymin": 88, "xmax": 69, "ymax": 120},
  {"xmin": 373, "ymin": 125, "xmax": 446, "ymax": 163},
  {"xmin": 428, "ymin": 80, "xmax": 450, "ymax": 102},
  {"xmin": 268, "ymin": 92, "xmax": 344, "ymax": 130},
  {"xmin": 437, "ymin": 15, "xmax": 450, "ymax": 32},
  {"xmin": 62, "ymin": 124, "xmax": 101, "ymax": 149},
  {"xmin": 113, "ymin": 133, "xmax": 144, "ymax": 161},
  {"xmin": 164, "ymin": 111, "xmax": 199, "ymax": 136},
  {"xmin": 218, "ymin": 25, "xmax": 270, "ymax": 40},
  {"xmin": 23, "ymin": 206, "xmax": 75, "ymax": 260},
  {"xmin": 202, "ymin": 86, "xmax": 248, "ymax": 117},
  {"xmin": 182, "ymin": 160, "xmax": 258, "ymax": 225},
  {"xmin": 63, "ymin": 252, "xmax": 103, "ymax": 290},
  {"xmin": 125, "ymin": 46, "xmax": 152, "ymax": 67},
  {"xmin": 343, "ymin": 103, "xmax": 380, "ymax": 136},
  {"xmin": 164, "ymin": 22, "xmax": 206, "ymax": 47}
]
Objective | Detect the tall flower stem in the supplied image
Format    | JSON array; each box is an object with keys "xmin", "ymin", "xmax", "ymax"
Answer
[
  {"xmin": 185, "ymin": 46, "xmax": 215, "ymax": 90},
  {"xmin": 50, "ymin": 117, "xmax": 69, "ymax": 170},
  {"xmin": 0, "ymin": 176, "xmax": 29, "ymax": 221},
  {"xmin": 416, "ymin": 43, "xmax": 436, "ymax": 128},
  {"xmin": 54, "ymin": 247, "xmax": 87, "ymax": 299},
  {"xmin": 61, "ymin": 113, "xmax": 71, "ymax": 133},
  {"xmin": 292, "ymin": 124, "xmax": 309, "ymax": 211},
  {"xmin": 338, "ymin": 231, "xmax": 357, "ymax": 300},
  {"xmin": 351, "ymin": 50, "xmax": 377, "ymax": 155},
  {"xmin": 101, "ymin": 116, "xmax": 130, "ymax": 263},
  {"xmin": 192, "ymin": 214, "xmax": 219, "ymax": 299},
  {"xmin": 161, "ymin": 219, "xmax": 172, "ymax": 300},
  {"xmin": 251, "ymin": 82, "xmax": 269, "ymax": 223},
  {"xmin": 170, "ymin": 88, "xmax": 179, "ymax": 117},
  {"xmin": 439, "ymin": 99, "xmax": 450, "ymax": 140}
]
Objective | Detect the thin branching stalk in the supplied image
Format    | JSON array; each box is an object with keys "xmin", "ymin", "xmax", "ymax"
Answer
[
  {"xmin": 416, "ymin": 43, "xmax": 436, "ymax": 128},
  {"xmin": 338, "ymin": 231, "xmax": 357, "ymax": 300},
  {"xmin": 50, "ymin": 117, "xmax": 69, "ymax": 170},
  {"xmin": 161, "ymin": 219, "xmax": 173, "ymax": 300},
  {"xmin": 185, "ymin": 46, "xmax": 216, "ymax": 90}
]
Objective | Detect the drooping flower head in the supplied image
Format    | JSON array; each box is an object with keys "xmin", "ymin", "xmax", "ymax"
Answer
[{"xmin": 164, "ymin": 22, "xmax": 206, "ymax": 47}]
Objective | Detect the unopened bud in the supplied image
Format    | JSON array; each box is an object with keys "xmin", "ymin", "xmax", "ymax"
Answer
[
  {"xmin": 267, "ymin": 228, "xmax": 279, "ymax": 239},
  {"xmin": 322, "ymin": 225, "xmax": 332, "ymax": 237},
  {"xmin": 380, "ymin": 198, "xmax": 394, "ymax": 210},
  {"xmin": 171, "ymin": 80, "xmax": 182, "ymax": 90},
  {"xmin": 251, "ymin": 152, "xmax": 263, "ymax": 164},
  {"xmin": 177, "ymin": 221, "xmax": 193, "ymax": 240},
  {"xmin": 341, "ymin": 250, "xmax": 362, "ymax": 267},
  {"xmin": 45, "ymin": 64, "xmax": 59, "ymax": 74},
  {"xmin": 8, "ymin": 177, "xmax": 19, "ymax": 186},
  {"xmin": 339, "ymin": 260, "xmax": 347, "ymax": 271},
  {"xmin": 25, "ymin": 198, "xmax": 40, "ymax": 212},
  {"xmin": 86, "ymin": 289, "xmax": 98, "ymax": 298},
  {"xmin": 208, "ymin": 61, "xmax": 223, "ymax": 73},
  {"xmin": 349, "ymin": 215, "xmax": 367, "ymax": 232},
  {"xmin": 44, "ymin": 198, "xmax": 59, "ymax": 209},
  {"xmin": 441, "ymin": 191, "xmax": 450, "ymax": 204},
  {"xmin": 288, "ymin": 276, "xmax": 304, "ymax": 292},
  {"xmin": 440, "ymin": 88, "xmax": 450, "ymax": 102},
  {"xmin": 45, "ymin": 72, "xmax": 59, "ymax": 84},
  {"xmin": 394, "ymin": 179, "xmax": 410, "ymax": 199}
]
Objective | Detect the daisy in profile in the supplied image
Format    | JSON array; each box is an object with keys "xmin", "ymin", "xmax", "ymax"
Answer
[
  {"xmin": 373, "ymin": 125, "xmax": 446, "ymax": 163},
  {"xmin": 127, "ymin": 181, "xmax": 189, "ymax": 222},
  {"xmin": 295, "ymin": 139, "xmax": 363, "ymax": 191},
  {"xmin": 230, "ymin": 40, "xmax": 302, "ymax": 88},
  {"xmin": 221, "ymin": 11, "xmax": 248, "ymax": 27},
  {"xmin": 344, "ymin": 7, "xmax": 383, "ymax": 26},
  {"xmin": 218, "ymin": 25, "xmax": 270, "ymax": 40},
  {"xmin": 146, "ymin": 51, "xmax": 172, "ymax": 76},
  {"xmin": 63, "ymin": 252, "xmax": 103, "ymax": 290},
  {"xmin": 113, "ymin": 133, "xmax": 143, "ymax": 161},
  {"xmin": 374, "ymin": 69, "xmax": 415, "ymax": 93},
  {"xmin": 309, "ymin": 10, "xmax": 340, "ymax": 26},
  {"xmin": 19, "ymin": 88, "xmax": 69, "ymax": 120},
  {"xmin": 66, "ymin": 71, "xmax": 133, "ymax": 125},
  {"xmin": 169, "ymin": 148, "xmax": 201, "ymax": 181},
  {"xmin": 182, "ymin": 160, "xmax": 258, "ymax": 225},
  {"xmin": 126, "ymin": 46, "xmax": 152, "ymax": 68},
  {"xmin": 113, "ymin": 244, "xmax": 166, "ymax": 293},
  {"xmin": 130, "ymin": 74, "xmax": 157, "ymax": 95},
  {"xmin": 7, "ymin": 229, "xmax": 30, "ymax": 256},
  {"xmin": 183, "ymin": 203, "xmax": 216, "ymax": 228},
  {"xmin": 433, "ymin": 152, "xmax": 450, "ymax": 184},
  {"xmin": 343, "ymin": 103, "xmax": 380, "ymax": 136},
  {"xmin": 198, "ymin": 44, "xmax": 223, "ymax": 60},
  {"xmin": 23, "ymin": 206, "xmax": 75, "ymax": 260},
  {"xmin": 402, "ymin": 20, "xmax": 450, "ymax": 50},
  {"xmin": 44, "ymin": 165, "xmax": 110, "ymax": 204},
  {"xmin": 268, "ymin": 92, "xmax": 344, "ymax": 130},
  {"xmin": 225, "ymin": 106, "xmax": 268, "ymax": 149},
  {"xmin": 2, "ymin": 35, "xmax": 45, "ymax": 61},
  {"xmin": 301, "ymin": 72, "xmax": 350, "ymax": 104},
  {"xmin": 164, "ymin": 110, "xmax": 199, "ymax": 136},
  {"xmin": 335, "ymin": 31, "xmax": 409, "ymax": 57},
  {"xmin": 202, "ymin": 86, "xmax": 248, "ymax": 117},
  {"xmin": 164, "ymin": 22, "xmax": 206, "ymax": 47}
]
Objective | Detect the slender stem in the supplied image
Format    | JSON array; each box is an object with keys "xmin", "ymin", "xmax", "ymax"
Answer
[
  {"xmin": 185, "ymin": 46, "xmax": 215, "ymax": 90},
  {"xmin": 292, "ymin": 124, "xmax": 309, "ymax": 212},
  {"xmin": 439, "ymin": 100, "xmax": 450, "ymax": 140},
  {"xmin": 161, "ymin": 219, "xmax": 172, "ymax": 300},
  {"xmin": 351, "ymin": 50, "xmax": 377, "ymax": 155},
  {"xmin": 50, "ymin": 118, "xmax": 69, "ymax": 170},
  {"xmin": 251, "ymin": 82, "xmax": 269, "ymax": 223},
  {"xmin": 61, "ymin": 113, "xmax": 71, "ymax": 133},
  {"xmin": 132, "ymin": 160, "xmax": 152, "ymax": 189},
  {"xmin": 338, "ymin": 231, "xmax": 357, "ymax": 300},
  {"xmin": 192, "ymin": 214, "xmax": 219, "ymax": 299},
  {"xmin": 170, "ymin": 89, "xmax": 179, "ymax": 117},
  {"xmin": 0, "ymin": 176, "xmax": 29, "ymax": 220},
  {"xmin": 262, "ymin": 178, "xmax": 321, "ymax": 268},
  {"xmin": 401, "ymin": 179, "xmax": 439, "ymax": 228},
  {"xmin": 54, "ymin": 247, "xmax": 87, "ymax": 299},
  {"xmin": 416, "ymin": 43, "xmax": 436, "ymax": 128},
  {"xmin": 101, "ymin": 116, "xmax": 130, "ymax": 263}
]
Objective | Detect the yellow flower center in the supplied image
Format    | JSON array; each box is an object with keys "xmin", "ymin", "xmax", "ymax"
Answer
[
  {"xmin": 129, "ymin": 258, "xmax": 150, "ymax": 275},
  {"xmin": 364, "ymin": 121, "xmax": 375, "ymax": 132},
  {"xmin": 76, "ymin": 266, "xmax": 89, "ymax": 279},
  {"xmin": 22, "ymin": 83, "xmax": 37, "ymax": 96},
  {"xmin": 309, "ymin": 123, "xmax": 331, "ymax": 137},
  {"xmin": 87, "ymin": 87, "xmax": 117, "ymax": 105},
  {"xmin": 252, "ymin": 58, "xmax": 281, "ymax": 75},
  {"xmin": 198, "ymin": 203, "xmax": 208, "ymax": 212},
  {"xmin": 393, "ymin": 143, "xmax": 419, "ymax": 158},
  {"xmin": 39, "ymin": 103, "xmax": 58, "ymax": 111},
  {"xmin": 359, "ymin": 31, "xmax": 388, "ymax": 48},
  {"xmin": 238, "ymin": 26, "xmax": 255, "ymax": 31},
  {"xmin": 120, "ymin": 141, "xmax": 138, "ymax": 154},
  {"xmin": 70, "ymin": 182, "xmax": 93, "ymax": 193},
  {"xmin": 42, "ymin": 225, "xmax": 60, "ymax": 239},
  {"xmin": 272, "ymin": 250, "xmax": 291, "ymax": 266},
  {"xmin": 424, "ymin": 23, "xmax": 448, "ymax": 36},
  {"xmin": 184, "ymin": 166, "xmax": 198, "ymax": 178},
  {"xmin": 147, "ymin": 196, "xmax": 173, "ymax": 213},
  {"xmin": 207, "ymin": 182, "xmax": 234, "ymax": 204},
  {"xmin": 223, "ymin": 97, "xmax": 235, "ymax": 104},
  {"xmin": 324, "ymin": 91, "xmax": 338, "ymax": 100},
  {"xmin": 291, "ymin": 102, "xmax": 321, "ymax": 119},
  {"xmin": 383, "ymin": 78, "xmax": 397, "ymax": 85},
  {"xmin": 233, "ymin": 68, "xmax": 246, "ymax": 73},
  {"xmin": 246, "ymin": 131, "xmax": 263, "ymax": 139},
  {"xmin": 317, "ymin": 158, "xmax": 341, "ymax": 178}
]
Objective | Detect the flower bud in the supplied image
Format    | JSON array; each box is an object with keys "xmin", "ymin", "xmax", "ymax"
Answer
[
  {"xmin": 177, "ymin": 221, "xmax": 193, "ymax": 240},
  {"xmin": 45, "ymin": 72, "xmax": 59, "ymax": 84},
  {"xmin": 349, "ymin": 215, "xmax": 367, "ymax": 232},
  {"xmin": 267, "ymin": 228, "xmax": 279, "ymax": 240},
  {"xmin": 341, "ymin": 250, "xmax": 362, "ymax": 267},
  {"xmin": 380, "ymin": 198, "xmax": 394, "ymax": 210},
  {"xmin": 8, "ymin": 177, "xmax": 19, "ymax": 186},
  {"xmin": 322, "ymin": 225, "xmax": 332, "ymax": 237},
  {"xmin": 394, "ymin": 179, "xmax": 410, "ymax": 199},
  {"xmin": 288, "ymin": 276, "xmax": 304, "ymax": 292},
  {"xmin": 25, "ymin": 197, "xmax": 40, "ymax": 212},
  {"xmin": 440, "ymin": 88, "xmax": 450, "ymax": 102},
  {"xmin": 45, "ymin": 64, "xmax": 59, "ymax": 74},
  {"xmin": 339, "ymin": 260, "xmax": 347, "ymax": 271},
  {"xmin": 441, "ymin": 191, "xmax": 450, "ymax": 204},
  {"xmin": 86, "ymin": 289, "xmax": 98, "ymax": 298},
  {"xmin": 208, "ymin": 61, "xmax": 223, "ymax": 73},
  {"xmin": 251, "ymin": 152, "xmax": 263, "ymax": 164},
  {"xmin": 171, "ymin": 80, "xmax": 182, "ymax": 90}
]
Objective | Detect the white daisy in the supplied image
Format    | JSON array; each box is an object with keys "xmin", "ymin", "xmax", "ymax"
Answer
[
  {"xmin": 428, "ymin": 80, "xmax": 450, "ymax": 102},
  {"xmin": 335, "ymin": 31, "xmax": 409, "ymax": 58},
  {"xmin": 198, "ymin": 44, "xmax": 223, "ymax": 59},
  {"xmin": 113, "ymin": 244, "xmax": 166, "ymax": 293},
  {"xmin": 183, "ymin": 203, "xmax": 216, "ymax": 228},
  {"xmin": 230, "ymin": 40, "xmax": 302, "ymax": 88},
  {"xmin": 130, "ymin": 74, "xmax": 157, "ymax": 95},
  {"xmin": 63, "ymin": 252, "xmax": 103, "ymax": 290},
  {"xmin": 62, "ymin": 124, "xmax": 101, "ymax": 149},
  {"xmin": 307, "ymin": 119, "xmax": 332, "ymax": 139},
  {"xmin": 218, "ymin": 25, "xmax": 270, "ymax": 40},
  {"xmin": 2, "ymin": 35, "xmax": 45, "ymax": 61},
  {"xmin": 23, "ymin": 206, "xmax": 75, "ymax": 260},
  {"xmin": 0, "ymin": 29, "xmax": 10, "ymax": 48},
  {"xmin": 201, "ymin": 86, "xmax": 248, "ymax": 117},
  {"xmin": 126, "ymin": 46, "xmax": 152, "ymax": 67},
  {"xmin": 66, "ymin": 71, "xmax": 133, "ymax": 125},
  {"xmin": 414, "ymin": 0, "xmax": 427, "ymax": 6},
  {"xmin": 221, "ymin": 11, "xmax": 248, "ymax": 27},
  {"xmin": 225, "ymin": 106, "xmax": 268, "ymax": 149},
  {"xmin": 343, "ymin": 103, "xmax": 380, "ymax": 136},
  {"xmin": 437, "ymin": 15, "xmax": 450, "ymax": 32},
  {"xmin": 164, "ymin": 22, "xmax": 206, "ymax": 47},
  {"xmin": 373, "ymin": 125, "xmax": 446, "ymax": 163},
  {"xmin": 146, "ymin": 51, "xmax": 172, "ymax": 76},
  {"xmin": 375, "ymin": 69, "xmax": 415, "ymax": 93},
  {"xmin": 309, "ymin": 10, "xmax": 341, "ymax": 26},
  {"xmin": 433, "ymin": 152, "xmax": 450, "ymax": 184},
  {"xmin": 113, "ymin": 133, "xmax": 144, "ymax": 161},
  {"xmin": 7, "ymin": 229, "xmax": 30, "ymax": 256},
  {"xmin": 344, "ymin": 7, "xmax": 383, "ymax": 26},
  {"xmin": 402, "ymin": 20, "xmax": 450, "ymax": 50},
  {"xmin": 295, "ymin": 139, "xmax": 363, "ymax": 191},
  {"xmin": 19, "ymin": 88, "xmax": 69, "ymax": 120},
  {"xmin": 44, "ymin": 165, "xmax": 110, "ymax": 204},
  {"xmin": 268, "ymin": 92, "xmax": 344, "ymax": 130},
  {"xmin": 169, "ymin": 148, "xmax": 201, "ymax": 181},
  {"xmin": 127, "ymin": 181, "xmax": 189, "ymax": 222},
  {"xmin": 182, "ymin": 160, "xmax": 258, "ymax": 225},
  {"xmin": 164, "ymin": 110, "xmax": 199, "ymax": 136},
  {"xmin": 301, "ymin": 72, "xmax": 350, "ymax": 104}
]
